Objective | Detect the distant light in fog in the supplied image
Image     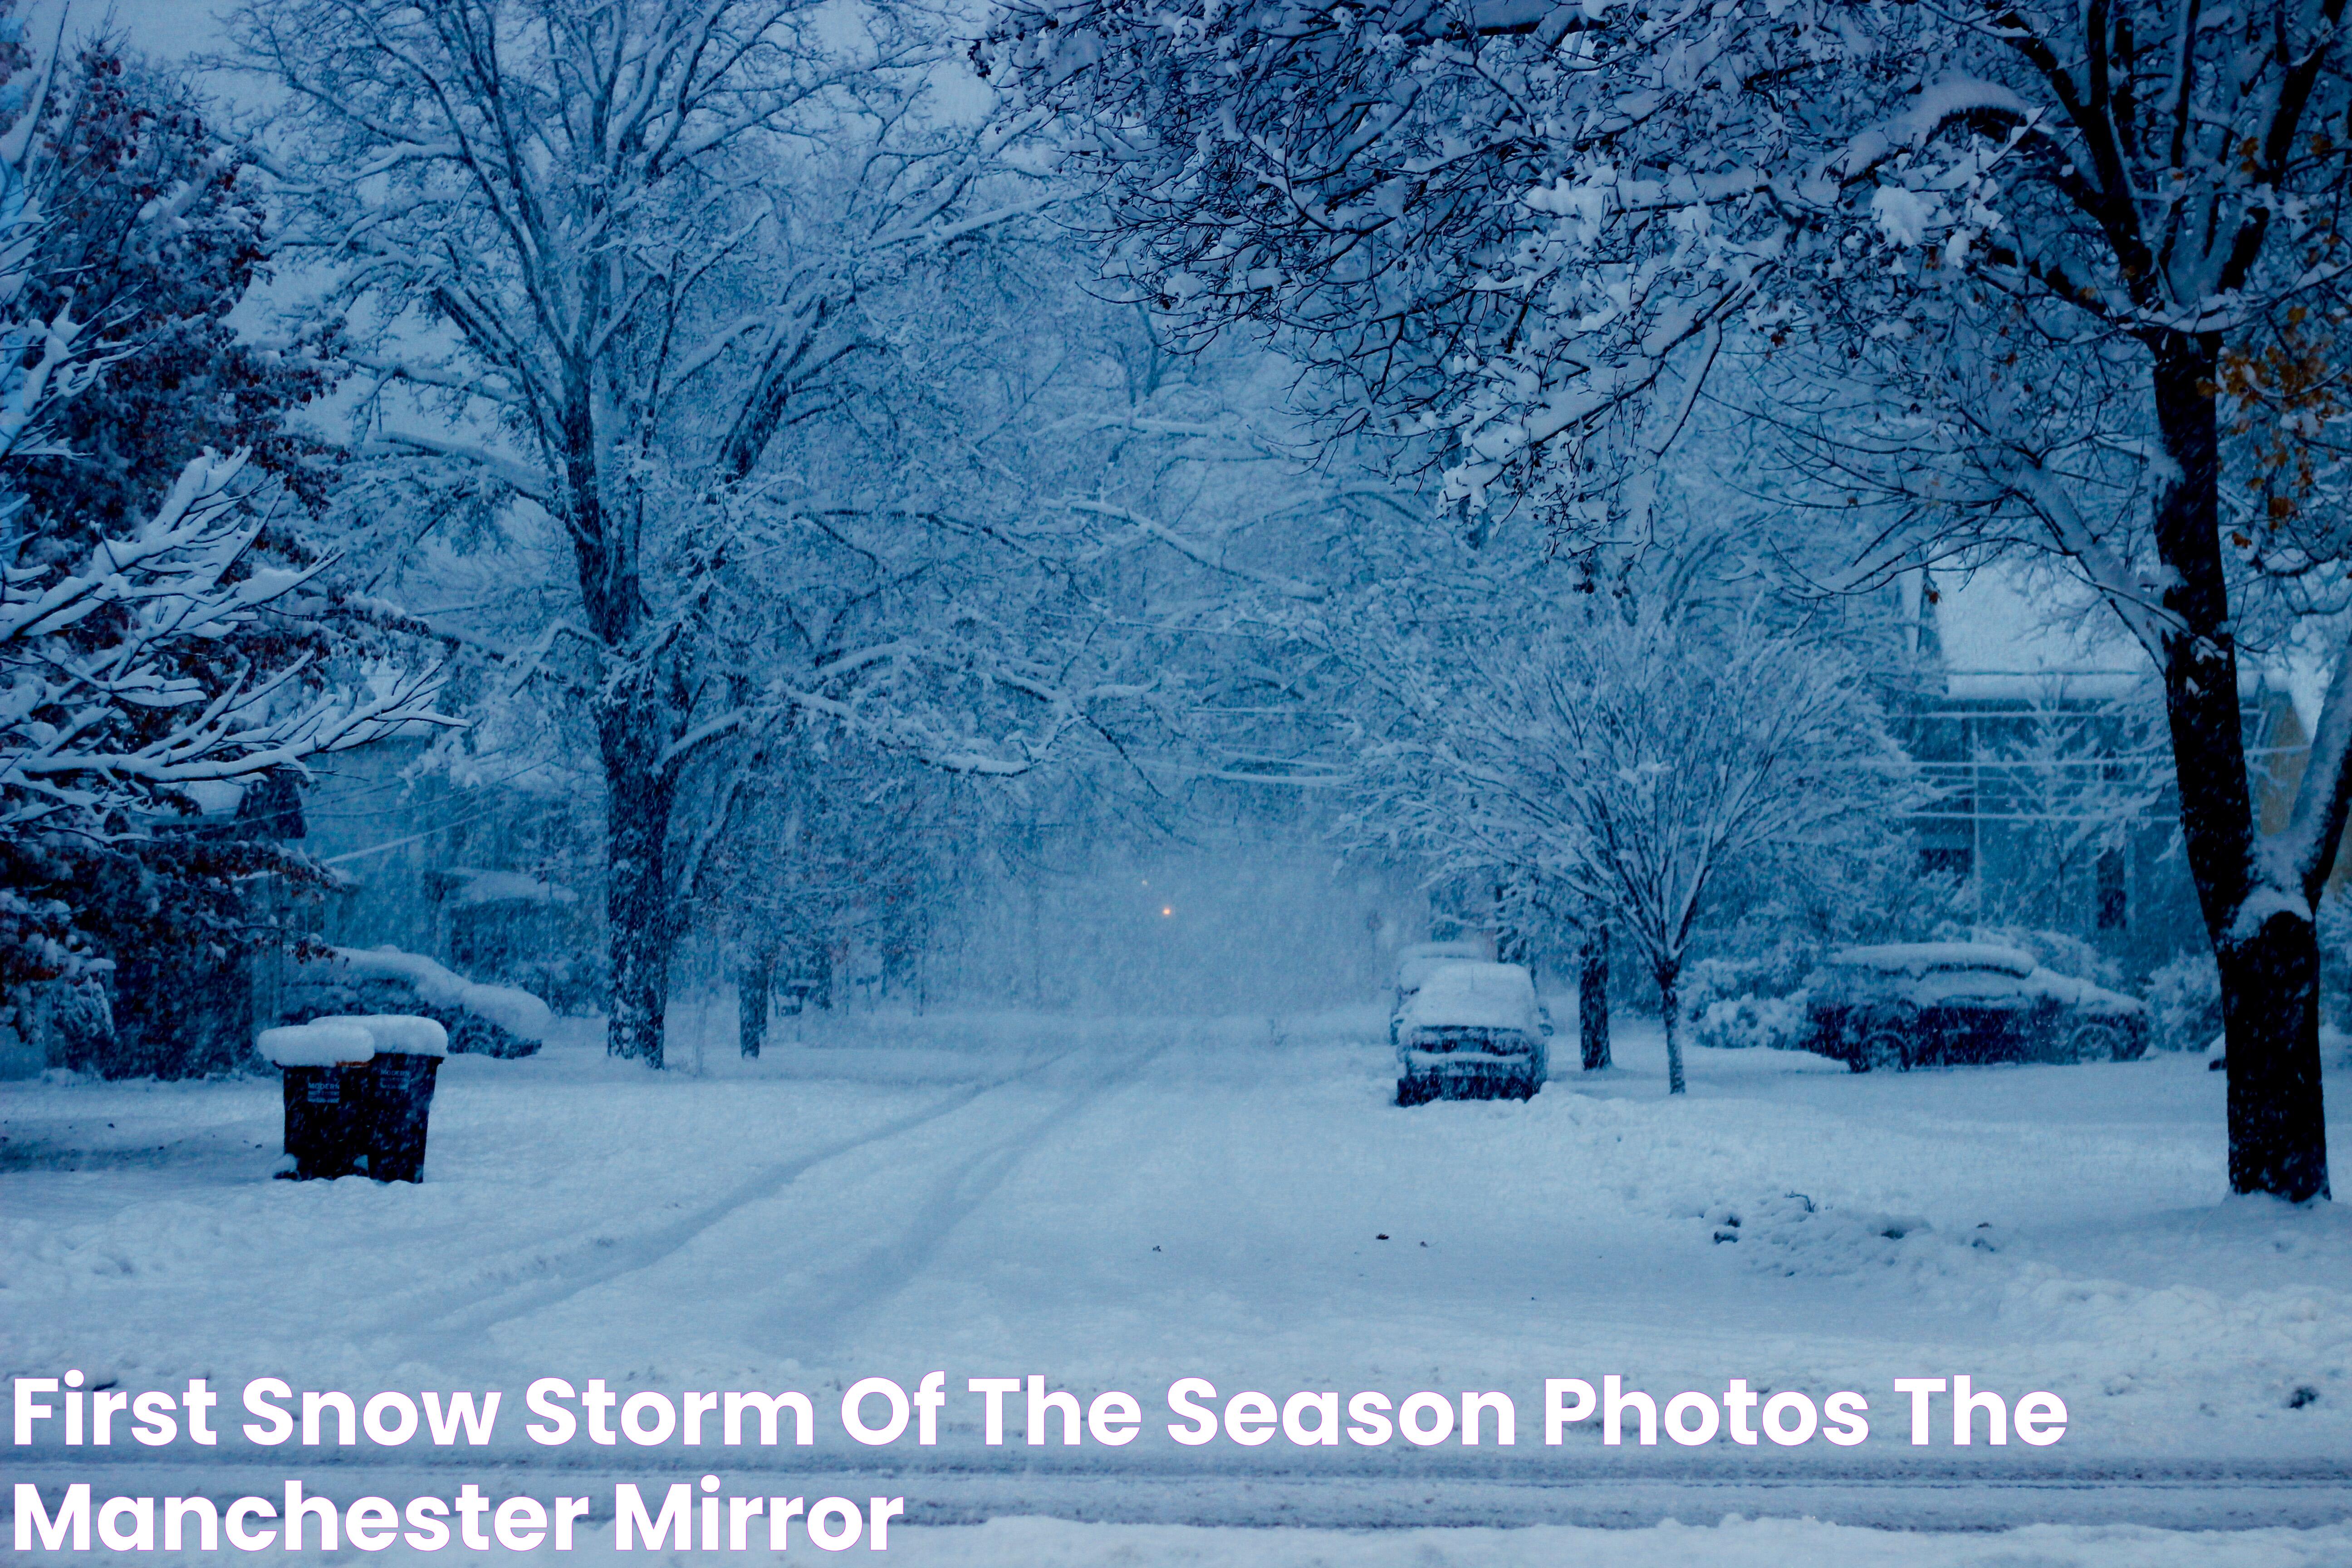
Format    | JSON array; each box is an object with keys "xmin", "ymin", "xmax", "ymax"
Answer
[{"xmin": 1161, "ymin": 906, "xmax": 1173, "ymax": 917}]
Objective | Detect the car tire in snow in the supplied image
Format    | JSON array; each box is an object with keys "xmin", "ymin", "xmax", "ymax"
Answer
[
  {"xmin": 1396, "ymin": 1076, "xmax": 1432, "ymax": 1107},
  {"xmin": 2067, "ymin": 1020, "xmax": 2139, "ymax": 1063},
  {"xmin": 1853, "ymin": 1031, "xmax": 1908, "ymax": 1073}
]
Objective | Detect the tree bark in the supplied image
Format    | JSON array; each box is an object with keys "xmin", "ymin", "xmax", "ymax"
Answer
[
  {"xmin": 600, "ymin": 704, "xmax": 676, "ymax": 1068},
  {"xmin": 2149, "ymin": 331, "xmax": 2329, "ymax": 1200},
  {"xmin": 1659, "ymin": 962, "xmax": 1685, "ymax": 1096},
  {"xmin": 737, "ymin": 946, "xmax": 774, "ymax": 1059},
  {"xmin": 1494, "ymin": 879, "xmax": 1532, "ymax": 965},
  {"xmin": 2218, "ymin": 908, "xmax": 2331, "ymax": 1199},
  {"xmin": 1579, "ymin": 924, "xmax": 1611, "ymax": 1070}
]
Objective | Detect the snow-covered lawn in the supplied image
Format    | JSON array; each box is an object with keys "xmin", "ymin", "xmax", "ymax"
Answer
[{"xmin": 6, "ymin": 1007, "xmax": 2349, "ymax": 1560}]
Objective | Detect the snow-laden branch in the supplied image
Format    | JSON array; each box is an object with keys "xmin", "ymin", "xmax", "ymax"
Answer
[
  {"xmin": 361, "ymin": 430, "xmax": 552, "ymax": 502},
  {"xmin": 1, "ymin": 451, "xmax": 455, "ymax": 833},
  {"xmin": 2003, "ymin": 459, "xmax": 2181, "ymax": 663},
  {"xmin": 2268, "ymin": 626, "xmax": 2352, "ymax": 906}
]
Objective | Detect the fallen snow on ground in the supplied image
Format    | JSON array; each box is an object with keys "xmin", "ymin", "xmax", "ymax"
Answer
[
  {"xmin": 871, "ymin": 1516, "xmax": 2352, "ymax": 1568},
  {"xmin": 4, "ymin": 1006, "xmax": 2348, "ymax": 1556},
  {"xmin": 53, "ymin": 1516, "xmax": 2338, "ymax": 1568},
  {"xmin": 14, "ymin": 1517, "xmax": 2352, "ymax": 1568}
]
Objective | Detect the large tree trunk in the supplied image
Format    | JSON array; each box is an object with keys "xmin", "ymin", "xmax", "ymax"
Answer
[
  {"xmin": 601, "ymin": 706, "xmax": 676, "ymax": 1068},
  {"xmin": 737, "ymin": 946, "xmax": 775, "ymax": 1059},
  {"xmin": 2149, "ymin": 332, "xmax": 2329, "ymax": 1200},
  {"xmin": 565, "ymin": 394, "xmax": 692, "ymax": 1072},
  {"xmin": 1579, "ymin": 924, "xmax": 1611, "ymax": 1070},
  {"xmin": 1659, "ymin": 961, "xmax": 1684, "ymax": 1096},
  {"xmin": 2219, "ymin": 909, "xmax": 2331, "ymax": 1199}
]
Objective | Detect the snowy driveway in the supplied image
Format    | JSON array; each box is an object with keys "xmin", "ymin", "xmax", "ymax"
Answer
[{"xmin": 6, "ymin": 1008, "xmax": 2351, "ymax": 1544}]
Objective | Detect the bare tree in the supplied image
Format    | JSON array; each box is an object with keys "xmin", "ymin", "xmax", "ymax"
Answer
[
  {"xmin": 233, "ymin": 0, "xmax": 1085, "ymax": 1064},
  {"xmin": 1356, "ymin": 610, "xmax": 1908, "ymax": 1093}
]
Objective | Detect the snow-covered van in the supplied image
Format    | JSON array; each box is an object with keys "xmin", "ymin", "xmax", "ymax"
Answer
[
  {"xmin": 1395, "ymin": 960, "xmax": 1551, "ymax": 1103},
  {"xmin": 1804, "ymin": 942, "xmax": 2149, "ymax": 1072}
]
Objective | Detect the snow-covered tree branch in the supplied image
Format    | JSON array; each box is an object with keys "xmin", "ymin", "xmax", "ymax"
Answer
[{"xmin": 2, "ymin": 451, "xmax": 447, "ymax": 833}]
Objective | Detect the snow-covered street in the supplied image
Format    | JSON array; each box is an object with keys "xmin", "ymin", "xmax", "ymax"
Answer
[
  {"xmin": 12, "ymin": 1, "xmax": 2352, "ymax": 1564},
  {"xmin": 8, "ymin": 1009, "xmax": 2349, "ymax": 1559}
]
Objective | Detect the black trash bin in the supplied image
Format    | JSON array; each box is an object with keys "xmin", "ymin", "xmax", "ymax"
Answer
[
  {"xmin": 313, "ymin": 1015, "xmax": 450, "ymax": 1183},
  {"xmin": 363, "ymin": 1053, "xmax": 441, "ymax": 1181},
  {"xmin": 258, "ymin": 1024, "xmax": 376, "ymax": 1179}
]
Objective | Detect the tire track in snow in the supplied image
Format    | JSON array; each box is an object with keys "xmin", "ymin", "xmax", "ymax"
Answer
[
  {"xmin": 756, "ymin": 1026, "xmax": 1172, "ymax": 1358},
  {"xmin": 378, "ymin": 1042, "xmax": 1100, "ymax": 1350}
]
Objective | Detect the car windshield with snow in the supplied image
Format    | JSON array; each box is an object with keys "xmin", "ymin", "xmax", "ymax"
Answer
[
  {"xmin": 1804, "ymin": 943, "xmax": 2149, "ymax": 1073},
  {"xmin": 1386, "ymin": 940, "xmax": 1493, "ymax": 1044},
  {"xmin": 1394, "ymin": 960, "xmax": 1550, "ymax": 1103}
]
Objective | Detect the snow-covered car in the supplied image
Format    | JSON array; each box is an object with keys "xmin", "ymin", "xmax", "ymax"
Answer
[
  {"xmin": 1387, "ymin": 940, "xmax": 1492, "ymax": 1045},
  {"xmin": 1804, "ymin": 943, "xmax": 2149, "ymax": 1072},
  {"xmin": 1395, "ymin": 960, "xmax": 1551, "ymax": 1103}
]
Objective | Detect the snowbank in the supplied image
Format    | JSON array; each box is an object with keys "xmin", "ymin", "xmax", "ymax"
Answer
[{"xmin": 331, "ymin": 946, "xmax": 554, "ymax": 1042}]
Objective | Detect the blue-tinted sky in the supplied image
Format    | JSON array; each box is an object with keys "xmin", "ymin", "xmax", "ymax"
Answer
[{"xmin": 25, "ymin": 1, "xmax": 226, "ymax": 62}]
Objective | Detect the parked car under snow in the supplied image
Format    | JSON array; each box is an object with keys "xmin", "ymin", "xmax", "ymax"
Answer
[
  {"xmin": 1395, "ymin": 960, "xmax": 1551, "ymax": 1104},
  {"xmin": 1386, "ymin": 940, "xmax": 1492, "ymax": 1045},
  {"xmin": 1804, "ymin": 943, "xmax": 2149, "ymax": 1072}
]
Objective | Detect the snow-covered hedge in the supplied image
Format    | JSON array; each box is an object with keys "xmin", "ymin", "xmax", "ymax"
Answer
[
  {"xmin": 330, "ymin": 948, "xmax": 552, "ymax": 1042},
  {"xmin": 1682, "ymin": 940, "xmax": 1823, "ymax": 1050},
  {"xmin": 284, "ymin": 947, "xmax": 550, "ymax": 1058},
  {"xmin": 1690, "ymin": 995, "xmax": 1811, "ymax": 1052},
  {"xmin": 2144, "ymin": 951, "xmax": 2223, "ymax": 1053}
]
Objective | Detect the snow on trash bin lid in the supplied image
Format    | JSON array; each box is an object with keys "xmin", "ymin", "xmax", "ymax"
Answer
[
  {"xmin": 257, "ymin": 1023, "xmax": 376, "ymax": 1067},
  {"xmin": 308, "ymin": 1014, "xmax": 449, "ymax": 1058}
]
